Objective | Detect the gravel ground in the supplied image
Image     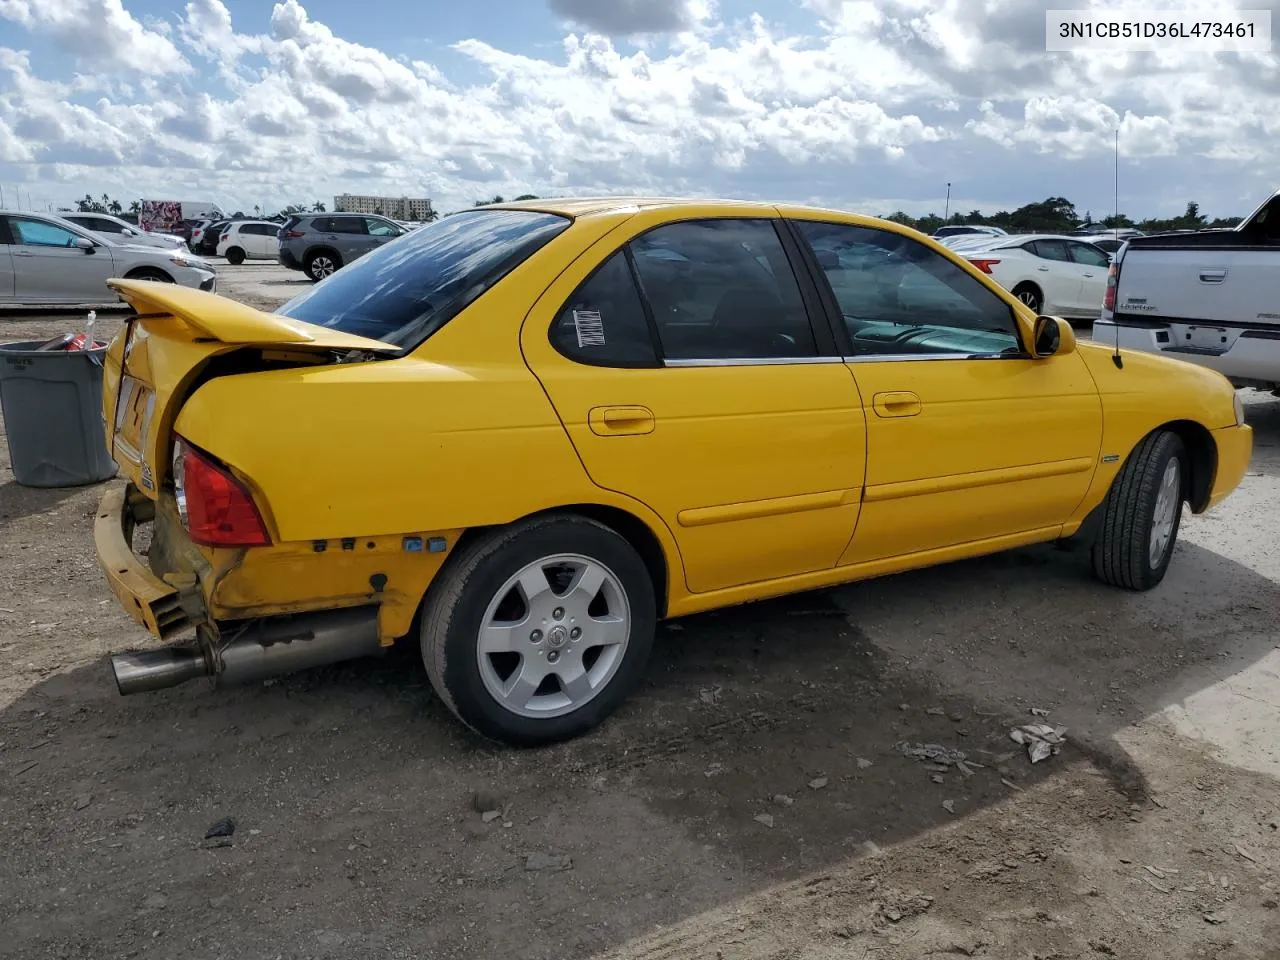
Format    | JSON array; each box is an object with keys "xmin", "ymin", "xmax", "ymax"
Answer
[{"xmin": 1, "ymin": 266, "xmax": 1278, "ymax": 959}]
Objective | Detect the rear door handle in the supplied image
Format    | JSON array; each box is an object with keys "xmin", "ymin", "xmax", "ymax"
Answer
[
  {"xmin": 1199, "ymin": 269, "xmax": 1227, "ymax": 283},
  {"xmin": 1036, "ymin": 266, "xmax": 1049, "ymax": 272},
  {"xmin": 13, "ymin": 250, "xmax": 31, "ymax": 257},
  {"xmin": 871, "ymin": 391, "xmax": 922, "ymax": 418},
  {"xmin": 588, "ymin": 405, "xmax": 655, "ymax": 436}
]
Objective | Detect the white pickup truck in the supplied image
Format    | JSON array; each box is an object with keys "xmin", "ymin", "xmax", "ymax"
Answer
[{"xmin": 1095, "ymin": 188, "xmax": 1280, "ymax": 393}]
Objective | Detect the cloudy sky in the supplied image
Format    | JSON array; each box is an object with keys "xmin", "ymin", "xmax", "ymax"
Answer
[{"xmin": 0, "ymin": 0, "xmax": 1276, "ymax": 219}]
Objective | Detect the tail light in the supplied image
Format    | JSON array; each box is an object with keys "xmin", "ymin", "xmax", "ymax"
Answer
[
  {"xmin": 969, "ymin": 258, "xmax": 1001, "ymax": 274},
  {"xmin": 1103, "ymin": 262, "xmax": 1119, "ymax": 312},
  {"xmin": 172, "ymin": 437, "xmax": 271, "ymax": 547},
  {"xmin": 283, "ymin": 229, "xmax": 304, "ymax": 238}
]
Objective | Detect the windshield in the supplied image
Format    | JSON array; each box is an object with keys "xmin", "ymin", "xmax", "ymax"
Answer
[{"xmin": 276, "ymin": 209, "xmax": 571, "ymax": 348}]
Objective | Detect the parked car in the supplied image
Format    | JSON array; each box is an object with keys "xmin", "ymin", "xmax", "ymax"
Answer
[
  {"xmin": 192, "ymin": 219, "xmax": 229, "ymax": 257},
  {"xmin": 62, "ymin": 212, "xmax": 187, "ymax": 251},
  {"xmin": 1096, "ymin": 188, "xmax": 1280, "ymax": 393},
  {"xmin": 932, "ymin": 224, "xmax": 1007, "ymax": 240},
  {"xmin": 277, "ymin": 213, "xmax": 408, "ymax": 280},
  {"xmin": 94, "ymin": 199, "xmax": 1251, "ymax": 745},
  {"xmin": 944, "ymin": 233, "xmax": 1112, "ymax": 318},
  {"xmin": 0, "ymin": 210, "xmax": 215, "ymax": 304},
  {"xmin": 187, "ymin": 219, "xmax": 218, "ymax": 252},
  {"xmin": 214, "ymin": 220, "xmax": 284, "ymax": 264}
]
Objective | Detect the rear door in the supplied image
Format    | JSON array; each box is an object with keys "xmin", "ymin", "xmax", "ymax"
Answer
[
  {"xmin": 1026, "ymin": 239, "xmax": 1085, "ymax": 313},
  {"xmin": 0, "ymin": 218, "xmax": 15, "ymax": 300},
  {"xmin": 328, "ymin": 216, "xmax": 374, "ymax": 262},
  {"xmin": 1066, "ymin": 240, "xmax": 1111, "ymax": 314},
  {"xmin": 364, "ymin": 217, "xmax": 403, "ymax": 251},
  {"xmin": 6, "ymin": 216, "xmax": 114, "ymax": 302},
  {"xmin": 521, "ymin": 211, "xmax": 868, "ymax": 595}
]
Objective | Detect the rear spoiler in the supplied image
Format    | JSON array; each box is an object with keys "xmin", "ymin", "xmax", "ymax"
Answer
[{"xmin": 106, "ymin": 279, "xmax": 401, "ymax": 354}]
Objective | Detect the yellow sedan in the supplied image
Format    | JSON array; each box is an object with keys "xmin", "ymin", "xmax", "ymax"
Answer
[{"xmin": 94, "ymin": 198, "xmax": 1253, "ymax": 745}]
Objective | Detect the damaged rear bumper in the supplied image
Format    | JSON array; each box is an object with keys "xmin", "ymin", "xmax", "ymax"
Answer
[{"xmin": 94, "ymin": 484, "xmax": 203, "ymax": 640}]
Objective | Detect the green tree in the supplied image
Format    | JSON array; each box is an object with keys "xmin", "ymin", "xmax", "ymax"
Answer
[
  {"xmin": 513, "ymin": 193, "xmax": 539, "ymax": 201},
  {"xmin": 312, "ymin": 201, "xmax": 326, "ymax": 212}
]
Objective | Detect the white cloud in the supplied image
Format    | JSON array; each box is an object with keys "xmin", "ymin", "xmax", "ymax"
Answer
[
  {"xmin": 547, "ymin": 0, "xmax": 712, "ymax": 36},
  {"xmin": 0, "ymin": 0, "xmax": 190, "ymax": 75},
  {"xmin": 0, "ymin": 0, "xmax": 1275, "ymax": 220}
]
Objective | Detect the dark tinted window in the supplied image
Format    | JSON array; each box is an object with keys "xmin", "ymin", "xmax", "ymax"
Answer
[
  {"xmin": 1068, "ymin": 241, "xmax": 1110, "ymax": 267},
  {"xmin": 308, "ymin": 217, "xmax": 332, "ymax": 232},
  {"xmin": 277, "ymin": 209, "xmax": 570, "ymax": 348},
  {"xmin": 551, "ymin": 252, "xmax": 658, "ymax": 367},
  {"xmin": 329, "ymin": 217, "xmax": 367, "ymax": 235},
  {"xmin": 794, "ymin": 220, "xmax": 1019, "ymax": 357},
  {"xmin": 628, "ymin": 219, "xmax": 816, "ymax": 360},
  {"xmin": 1029, "ymin": 239, "xmax": 1072, "ymax": 262}
]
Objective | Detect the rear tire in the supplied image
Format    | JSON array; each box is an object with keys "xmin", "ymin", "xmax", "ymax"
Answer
[
  {"xmin": 420, "ymin": 515, "xmax": 656, "ymax": 746},
  {"xmin": 305, "ymin": 249, "xmax": 341, "ymax": 281},
  {"xmin": 1091, "ymin": 430, "xmax": 1186, "ymax": 591},
  {"xmin": 224, "ymin": 247, "xmax": 245, "ymax": 265},
  {"xmin": 1012, "ymin": 282, "xmax": 1043, "ymax": 313}
]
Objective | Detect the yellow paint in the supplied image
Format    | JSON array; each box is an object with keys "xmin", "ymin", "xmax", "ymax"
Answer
[{"xmin": 94, "ymin": 198, "xmax": 1251, "ymax": 651}]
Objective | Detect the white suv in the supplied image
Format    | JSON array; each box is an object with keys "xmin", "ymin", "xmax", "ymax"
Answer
[{"xmin": 216, "ymin": 220, "xmax": 282, "ymax": 264}]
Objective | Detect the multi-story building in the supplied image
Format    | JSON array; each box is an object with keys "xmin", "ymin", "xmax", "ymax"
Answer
[{"xmin": 333, "ymin": 194, "xmax": 435, "ymax": 221}]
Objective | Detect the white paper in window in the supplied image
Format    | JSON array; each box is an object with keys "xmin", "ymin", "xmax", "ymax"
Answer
[{"xmin": 572, "ymin": 308, "xmax": 606, "ymax": 348}]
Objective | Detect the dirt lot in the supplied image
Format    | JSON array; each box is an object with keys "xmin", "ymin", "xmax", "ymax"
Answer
[{"xmin": 2, "ymin": 264, "xmax": 1278, "ymax": 959}]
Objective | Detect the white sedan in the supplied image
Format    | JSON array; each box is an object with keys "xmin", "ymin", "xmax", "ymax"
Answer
[{"xmin": 941, "ymin": 233, "xmax": 1112, "ymax": 318}]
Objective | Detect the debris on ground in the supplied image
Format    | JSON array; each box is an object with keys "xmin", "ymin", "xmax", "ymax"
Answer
[
  {"xmin": 942, "ymin": 800, "xmax": 956, "ymax": 814},
  {"xmin": 72, "ymin": 794, "xmax": 92, "ymax": 811},
  {"xmin": 481, "ymin": 810, "xmax": 501, "ymax": 823},
  {"xmin": 754, "ymin": 813, "xmax": 775, "ymax": 829},
  {"xmin": 472, "ymin": 790, "xmax": 501, "ymax": 813},
  {"xmin": 877, "ymin": 891, "xmax": 934, "ymax": 924},
  {"xmin": 1203, "ymin": 912, "xmax": 1226, "ymax": 925},
  {"xmin": 926, "ymin": 707, "xmax": 946, "ymax": 716},
  {"xmin": 895, "ymin": 742, "xmax": 968, "ymax": 766},
  {"xmin": 856, "ymin": 757, "xmax": 873, "ymax": 769},
  {"xmin": 1234, "ymin": 844, "xmax": 1257, "ymax": 863},
  {"xmin": 1009, "ymin": 723, "xmax": 1068, "ymax": 763},
  {"xmin": 204, "ymin": 817, "xmax": 236, "ymax": 839},
  {"xmin": 773, "ymin": 794, "xmax": 794, "ymax": 807},
  {"xmin": 525, "ymin": 852, "xmax": 572, "ymax": 872},
  {"xmin": 808, "ymin": 777, "xmax": 829, "ymax": 790},
  {"xmin": 1030, "ymin": 707, "xmax": 1051, "ymax": 717},
  {"xmin": 699, "ymin": 685, "xmax": 723, "ymax": 705},
  {"xmin": 931, "ymin": 774, "xmax": 945, "ymax": 784}
]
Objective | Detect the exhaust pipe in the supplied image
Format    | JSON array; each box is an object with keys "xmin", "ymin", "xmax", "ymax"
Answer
[{"xmin": 111, "ymin": 606, "xmax": 385, "ymax": 696}]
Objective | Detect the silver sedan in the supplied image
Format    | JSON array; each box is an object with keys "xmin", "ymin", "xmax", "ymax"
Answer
[{"xmin": 0, "ymin": 210, "xmax": 216, "ymax": 305}]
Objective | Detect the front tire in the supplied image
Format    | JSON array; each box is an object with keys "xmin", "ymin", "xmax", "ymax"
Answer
[
  {"xmin": 124, "ymin": 267, "xmax": 174, "ymax": 283},
  {"xmin": 420, "ymin": 515, "xmax": 656, "ymax": 746},
  {"xmin": 1091, "ymin": 430, "xmax": 1186, "ymax": 590},
  {"xmin": 224, "ymin": 247, "xmax": 245, "ymax": 265}
]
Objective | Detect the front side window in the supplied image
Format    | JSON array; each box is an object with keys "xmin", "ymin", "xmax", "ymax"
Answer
[
  {"xmin": 793, "ymin": 220, "xmax": 1021, "ymax": 358},
  {"xmin": 365, "ymin": 218, "xmax": 401, "ymax": 238},
  {"xmin": 628, "ymin": 219, "xmax": 817, "ymax": 360},
  {"xmin": 11, "ymin": 218, "xmax": 83, "ymax": 248},
  {"xmin": 277, "ymin": 209, "xmax": 571, "ymax": 348},
  {"xmin": 550, "ymin": 251, "xmax": 658, "ymax": 367}
]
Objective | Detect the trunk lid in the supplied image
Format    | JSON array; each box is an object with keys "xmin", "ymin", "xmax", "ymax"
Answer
[{"xmin": 103, "ymin": 279, "xmax": 399, "ymax": 498}]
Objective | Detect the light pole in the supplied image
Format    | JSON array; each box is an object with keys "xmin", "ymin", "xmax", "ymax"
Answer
[{"xmin": 944, "ymin": 182, "xmax": 951, "ymax": 221}]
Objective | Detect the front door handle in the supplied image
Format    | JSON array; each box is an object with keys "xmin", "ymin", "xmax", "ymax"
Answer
[
  {"xmin": 1036, "ymin": 266, "xmax": 1049, "ymax": 272},
  {"xmin": 588, "ymin": 405, "xmax": 655, "ymax": 436},
  {"xmin": 1199, "ymin": 269, "xmax": 1227, "ymax": 283},
  {"xmin": 872, "ymin": 391, "xmax": 922, "ymax": 418}
]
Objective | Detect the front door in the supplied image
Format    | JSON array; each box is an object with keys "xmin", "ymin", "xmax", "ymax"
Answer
[
  {"xmin": 522, "ymin": 213, "xmax": 867, "ymax": 595},
  {"xmin": 6, "ymin": 216, "xmax": 115, "ymax": 303},
  {"xmin": 788, "ymin": 217, "xmax": 1104, "ymax": 565}
]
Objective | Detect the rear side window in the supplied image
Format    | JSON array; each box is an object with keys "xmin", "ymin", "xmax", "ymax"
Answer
[
  {"xmin": 628, "ymin": 219, "xmax": 817, "ymax": 360},
  {"xmin": 551, "ymin": 252, "xmax": 658, "ymax": 367},
  {"xmin": 308, "ymin": 217, "xmax": 331, "ymax": 232},
  {"xmin": 277, "ymin": 209, "xmax": 570, "ymax": 348},
  {"xmin": 1029, "ymin": 239, "xmax": 1071, "ymax": 262},
  {"xmin": 329, "ymin": 217, "xmax": 367, "ymax": 235}
]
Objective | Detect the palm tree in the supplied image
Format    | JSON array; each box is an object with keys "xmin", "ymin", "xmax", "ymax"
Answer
[
  {"xmin": 108, "ymin": 199, "xmax": 123, "ymax": 215},
  {"xmin": 312, "ymin": 201, "xmax": 326, "ymax": 212}
]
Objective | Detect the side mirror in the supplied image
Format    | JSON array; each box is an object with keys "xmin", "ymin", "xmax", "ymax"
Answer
[
  {"xmin": 74, "ymin": 237, "xmax": 95, "ymax": 253},
  {"xmin": 1032, "ymin": 315, "xmax": 1075, "ymax": 358},
  {"xmin": 122, "ymin": 227, "xmax": 136, "ymax": 236}
]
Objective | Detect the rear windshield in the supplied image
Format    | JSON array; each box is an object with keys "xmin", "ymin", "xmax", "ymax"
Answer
[{"xmin": 275, "ymin": 209, "xmax": 571, "ymax": 348}]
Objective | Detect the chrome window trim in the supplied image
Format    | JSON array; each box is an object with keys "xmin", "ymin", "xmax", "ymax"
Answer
[
  {"xmin": 844, "ymin": 352, "xmax": 973, "ymax": 363},
  {"xmin": 662, "ymin": 356, "xmax": 844, "ymax": 367}
]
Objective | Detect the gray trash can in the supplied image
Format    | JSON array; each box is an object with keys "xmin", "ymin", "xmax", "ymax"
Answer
[{"xmin": 0, "ymin": 340, "xmax": 118, "ymax": 487}]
